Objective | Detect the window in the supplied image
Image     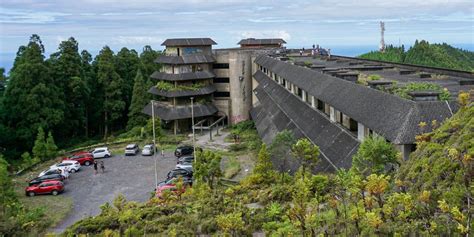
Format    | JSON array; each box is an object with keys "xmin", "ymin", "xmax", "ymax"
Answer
[
  {"xmin": 213, "ymin": 63, "xmax": 229, "ymax": 69},
  {"xmin": 214, "ymin": 77, "xmax": 230, "ymax": 83},
  {"xmin": 214, "ymin": 92, "xmax": 230, "ymax": 97}
]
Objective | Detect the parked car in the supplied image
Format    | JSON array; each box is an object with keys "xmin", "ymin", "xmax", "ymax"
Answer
[
  {"xmin": 25, "ymin": 180, "xmax": 64, "ymax": 196},
  {"xmin": 155, "ymin": 183, "xmax": 188, "ymax": 199},
  {"xmin": 63, "ymin": 152, "xmax": 94, "ymax": 166},
  {"xmin": 38, "ymin": 168, "xmax": 62, "ymax": 177},
  {"xmin": 125, "ymin": 144, "xmax": 139, "ymax": 156},
  {"xmin": 166, "ymin": 168, "xmax": 193, "ymax": 180},
  {"xmin": 157, "ymin": 176, "xmax": 193, "ymax": 188},
  {"xmin": 176, "ymin": 162, "xmax": 193, "ymax": 172},
  {"xmin": 174, "ymin": 145, "xmax": 194, "ymax": 158},
  {"xmin": 29, "ymin": 174, "xmax": 65, "ymax": 186},
  {"xmin": 91, "ymin": 147, "xmax": 111, "ymax": 159},
  {"xmin": 50, "ymin": 160, "xmax": 81, "ymax": 173},
  {"xmin": 177, "ymin": 155, "xmax": 194, "ymax": 164},
  {"xmin": 141, "ymin": 144, "xmax": 155, "ymax": 156}
]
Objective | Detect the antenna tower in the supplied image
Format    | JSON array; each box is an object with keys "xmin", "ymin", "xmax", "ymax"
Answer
[{"xmin": 379, "ymin": 21, "xmax": 385, "ymax": 52}]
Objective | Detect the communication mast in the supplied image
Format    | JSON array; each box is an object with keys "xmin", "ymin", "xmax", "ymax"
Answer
[{"xmin": 379, "ymin": 21, "xmax": 385, "ymax": 52}]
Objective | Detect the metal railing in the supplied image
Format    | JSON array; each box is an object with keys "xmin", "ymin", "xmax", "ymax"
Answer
[{"xmin": 192, "ymin": 115, "xmax": 227, "ymax": 141}]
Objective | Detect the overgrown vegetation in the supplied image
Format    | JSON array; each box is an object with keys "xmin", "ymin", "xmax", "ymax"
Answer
[
  {"xmin": 359, "ymin": 40, "xmax": 474, "ymax": 71},
  {"xmin": 63, "ymin": 92, "xmax": 473, "ymax": 235},
  {"xmin": 155, "ymin": 81, "xmax": 205, "ymax": 92},
  {"xmin": 228, "ymin": 121, "xmax": 262, "ymax": 152},
  {"xmin": 357, "ymin": 73, "xmax": 381, "ymax": 85},
  {"xmin": 385, "ymin": 82, "xmax": 452, "ymax": 101}
]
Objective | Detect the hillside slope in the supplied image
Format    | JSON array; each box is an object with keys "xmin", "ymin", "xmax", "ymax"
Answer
[{"xmin": 359, "ymin": 40, "xmax": 474, "ymax": 71}]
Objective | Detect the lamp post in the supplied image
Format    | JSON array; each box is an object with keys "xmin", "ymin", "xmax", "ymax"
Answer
[
  {"xmin": 191, "ymin": 97, "xmax": 196, "ymax": 155},
  {"xmin": 151, "ymin": 100, "xmax": 158, "ymax": 188}
]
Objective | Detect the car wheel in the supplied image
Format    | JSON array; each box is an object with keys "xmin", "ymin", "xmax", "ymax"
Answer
[
  {"xmin": 51, "ymin": 190, "xmax": 59, "ymax": 196},
  {"xmin": 28, "ymin": 192, "xmax": 35, "ymax": 197},
  {"xmin": 70, "ymin": 169, "xmax": 76, "ymax": 173},
  {"xmin": 105, "ymin": 154, "xmax": 110, "ymax": 158},
  {"xmin": 85, "ymin": 161, "xmax": 91, "ymax": 166}
]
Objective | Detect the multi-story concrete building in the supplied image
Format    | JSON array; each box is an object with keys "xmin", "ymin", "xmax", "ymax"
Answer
[{"xmin": 144, "ymin": 37, "xmax": 473, "ymax": 171}]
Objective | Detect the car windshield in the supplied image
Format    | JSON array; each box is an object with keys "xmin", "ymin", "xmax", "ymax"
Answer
[{"xmin": 126, "ymin": 145, "xmax": 136, "ymax": 149}]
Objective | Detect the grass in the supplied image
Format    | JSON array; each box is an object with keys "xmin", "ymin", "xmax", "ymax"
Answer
[
  {"xmin": 223, "ymin": 156, "xmax": 241, "ymax": 179},
  {"xmin": 12, "ymin": 158, "xmax": 74, "ymax": 232}
]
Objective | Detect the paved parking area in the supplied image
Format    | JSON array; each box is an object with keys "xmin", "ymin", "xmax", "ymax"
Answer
[{"xmin": 50, "ymin": 151, "xmax": 177, "ymax": 233}]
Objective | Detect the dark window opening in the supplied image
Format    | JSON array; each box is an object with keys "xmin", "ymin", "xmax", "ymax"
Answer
[
  {"xmin": 282, "ymin": 79, "xmax": 286, "ymax": 87},
  {"xmin": 213, "ymin": 63, "xmax": 229, "ymax": 69},
  {"xmin": 214, "ymin": 91, "xmax": 230, "ymax": 97},
  {"xmin": 297, "ymin": 88, "xmax": 303, "ymax": 98},
  {"xmin": 349, "ymin": 118, "xmax": 358, "ymax": 132},
  {"xmin": 214, "ymin": 77, "xmax": 230, "ymax": 83},
  {"xmin": 317, "ymin": 99, "xmax": 324, "ymax": 111}
]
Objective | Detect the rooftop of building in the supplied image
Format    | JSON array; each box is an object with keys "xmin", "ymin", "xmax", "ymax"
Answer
[
  {"xmin": 287, "ymin": 55, "xmax": 474, "ymax": 99},
  {"xmin": 161, "ymin": 38, "xmax": 217, "ymax": 47},
  {"xmin": 238, "ymin": 38, "xmax": 286, "ymax": 45}
]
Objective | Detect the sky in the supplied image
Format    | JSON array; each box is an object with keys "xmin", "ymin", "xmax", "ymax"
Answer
[{"xmin": 0, "ymin": 0, "xmax": 473, "ymax": 72}]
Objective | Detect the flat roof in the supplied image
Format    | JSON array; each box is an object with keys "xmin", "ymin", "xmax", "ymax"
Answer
[
  {"xmin": 161, "ymin": 38, "xmax": 217, "ymax": 46},
  {"xmin": 238, "ymin": 38, "xmax": 286, "ymax": 45}
]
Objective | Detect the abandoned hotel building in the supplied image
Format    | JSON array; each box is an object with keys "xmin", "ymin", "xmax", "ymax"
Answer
[{"xmin": 144, "ymin": 37, "xmax": 474, "ymax": 171}]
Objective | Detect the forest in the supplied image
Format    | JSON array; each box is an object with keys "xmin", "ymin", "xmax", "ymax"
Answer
[
  {"xmin": 0, "ymin": 35, "xmax": 160, "ymax": 165},
  {"xmin": 359, "ymin": 40, "xmax": 474, "ymax": 71}
]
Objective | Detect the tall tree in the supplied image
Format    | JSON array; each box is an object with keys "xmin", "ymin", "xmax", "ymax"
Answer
[
  {"xmin": 127, "ymin": 70, "xmax": 149, "ymax": 129},
  {"xmin": 95, "ymin": 46, "xmax": 125, "ymax": 139},
  {"xmin": 48, "ymin": 37, "xmax": 90, "ymax": 139},
  {"xmin": 291, "ymin": 138, "xmax": 320, "ymax": 177},
  {"xmin": 2, "ymin": 35, "xmax": 64, "ymax": 158},
  {"xmin": 139, "ymin": 45, "xmax": 161, "ymax": 89},
  {"xmin": 81, "ymin": 50, "xmax": 101, "ymax": 137},
  {"xmin": 32, "ymin": 127, "xmax": 46, "ymax": 161},
  {"xmin": 115, "ymin": 48, "xmax": 140, "ymax": 129}
]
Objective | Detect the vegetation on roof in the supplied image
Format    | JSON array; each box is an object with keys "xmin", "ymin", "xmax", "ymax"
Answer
[
  {"xmin": 357, "ymin": 73, "xmax": 381, "ymax": 85},
  {"xmin": 155, "ymin": 81, "xmax": 206, "ymax": 92},
  {"xmin": 359, "ymin": 40, "xmax": 474, "ymax": 71},
  {"xmin": 388, "ymin": 82, "xmax": 451, "ymax": 101}
]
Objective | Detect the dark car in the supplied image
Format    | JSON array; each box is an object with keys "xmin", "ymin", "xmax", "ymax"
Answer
[
  {"xmin": 29, "ymin": 174, "xmax": 65, "ymax": 186},
  {"xmin": 177, "ymin": 155, "xmax": 194, "ymax": 164},
  {"xmin": 166, "ymin": 168, "xmax": 193, "ymax": 180},
  {"xmin": 174, "ymin": 145, "xmax": 194, "ymax": 158},
  {"xmin": 157, "ymin": 176, "xmax": 193, "ymax": 188},
  {"xmin": 25, "ymin": 180, "xmax": 65, "ymax": 196}
]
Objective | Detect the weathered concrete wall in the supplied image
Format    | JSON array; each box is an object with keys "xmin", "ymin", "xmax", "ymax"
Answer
[{"xmin": 228, "ymin": 50, "xmax": 253, "ymax": 124}]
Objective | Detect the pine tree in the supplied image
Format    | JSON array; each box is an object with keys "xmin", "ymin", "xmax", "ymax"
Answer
[
  {"xmin": 115, "ymin": 48, "xmax": 140, "ymax": 128},
  {"xmin": 127, "ymin": 70, "xmax": 149, "ymax": 129},
  {"xmin": 48, "ymin": 37, "xmax": 90, "ymax": 138},
  {"xmin": 2, "ymin": 35, "xmax": 64, "ymax": 154},
  {"xmin": 291, "ymin": 138, "xmax": 320, "ymax": 177},
  {"xmin": 139, "ymin": 45, "xmax": 161, "ymax": 88},
  {"xmin": 32, "ymin": 127, "xmax": 47, "ymax": 161},
  {"xmin": 96, "ymin": 46, "xmax": 125, "ymax": 139},
  {"xmin": 45, "ymin": 131, "xmax": 58, "ymax": 159},
  {"xmin": 81, "ymin": 50, "xmax": 101, "ymax": 137},
  {"xmin": 253, "ymin": 144, "xmax": 274, "ymax": 179}
]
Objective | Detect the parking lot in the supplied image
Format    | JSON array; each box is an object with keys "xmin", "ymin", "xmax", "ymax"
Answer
[{"xmin": 49, "ymin": 151, "xmax": 177, "ymax": 233}]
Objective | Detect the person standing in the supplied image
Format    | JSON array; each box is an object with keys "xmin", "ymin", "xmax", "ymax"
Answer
[
  {"xmin": 93, "ymin": 161, "xmax": 98, "ymax": 175},
  {"xmin": 100, "ymin": 161, "xmax": 105, "ymax": 173}
]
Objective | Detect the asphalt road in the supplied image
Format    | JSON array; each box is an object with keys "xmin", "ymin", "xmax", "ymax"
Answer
[{"xmin": 49, "ymin": 151, "xmax": 177, "ymax": 234}]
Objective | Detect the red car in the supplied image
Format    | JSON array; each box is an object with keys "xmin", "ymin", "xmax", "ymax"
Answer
[
  {"xmin": 25, "ymin": 180, "xmax": 65, "ymax": 197},
  {"xmin": 155, "ymin": 184, "xmax": 188, "ymax": 199},
  {"xmin": 63, "ymin": 152, "xmax": 94, "ymax": 166}
]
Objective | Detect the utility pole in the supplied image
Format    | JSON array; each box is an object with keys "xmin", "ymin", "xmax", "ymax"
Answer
[
  {"xmin": 191, "ymin": 97, "xmax": 196, "ymax": 155},
  {"xmin": 151, "ymin": 100, "xmax": 158, "ymax": 188},
  {"xmin": 379, "ymin": 21, "xmax": 386, "ymax": 52}
]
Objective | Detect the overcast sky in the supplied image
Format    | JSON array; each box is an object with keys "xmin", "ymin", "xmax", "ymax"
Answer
[{"xmin": 0, "ymin": 0, "xmax": 473, "ymax": 56}]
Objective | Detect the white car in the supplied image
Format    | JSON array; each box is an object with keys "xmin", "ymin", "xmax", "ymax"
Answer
[
  {"xmin": 176, "ymin": 162, "xmax": 193, "ymax": 172},
  {"xmin": 91, "ymin": 147, "xmax": 111, "ymax": 159},
  {"xmin": 50, "ymin": 160, "xmax": 81, "ymax": 173},
  {"xmin": 141, "ymin": 144, "xmax": 155, "ymax": 156}
]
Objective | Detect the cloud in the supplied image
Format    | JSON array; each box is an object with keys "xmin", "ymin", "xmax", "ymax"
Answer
[
  {"xmin": 112, "ymin": 36, "xmax": 164, "ymax": 45},
  {"xmin": 0, "ymin": 7, "xmax": 70, "ymax": 24}
]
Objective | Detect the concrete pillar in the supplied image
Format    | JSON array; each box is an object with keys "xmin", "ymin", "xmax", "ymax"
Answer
[
  {"xmin": 302, "ymin": 90, "xmax": 307, "ymax": 102},
  {"xmin": 357, "ymin": 122, "xmax": 365, "ymax": 141},
  {"xmin": 311, "ymin": 96, "xmax": 316, "ymax": 108},
  {"xmin": 252, "ymin": 60, "xmax": 259, "ymax": 107},
  {"xmin": 396, "ymin": 144, "xmax": 414, "ymax": 160},
  {"xmin": 330, "ymin": 106, "xmax": 336, "ymax": 122},
  {"xmin": 324, "ymin": 103, "xmax": 330, "ymax": 115},
  {"xmin": 342, "ymin": 114, "xmax": 351, "ymax": 129},
  {"xmin": 229, "ymin": 50, "xmax": 252, "ymax": 124}
]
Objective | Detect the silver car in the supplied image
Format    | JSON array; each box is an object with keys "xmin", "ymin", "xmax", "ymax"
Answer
[
  {"xmin": 125, "ymin": 144, "xmax": 139, "ymax": 156},
  {"xmin": 141, "ymin": 144, "xmax": 155, "ymax": 156}
]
